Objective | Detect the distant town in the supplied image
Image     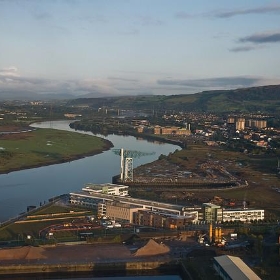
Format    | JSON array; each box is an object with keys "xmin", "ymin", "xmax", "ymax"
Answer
[
  {"xmin": 2, "ymin": 0, "xmax": 280, "ymax": 277},
  {"xmin": 0, "ymin": 97, "xmax": 280, "ymax": 279}
]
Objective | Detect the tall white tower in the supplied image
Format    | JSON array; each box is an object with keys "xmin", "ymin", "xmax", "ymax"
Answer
[
  {"xmin": 120, "ymin": 149, "xmax": 133, "ymax": 182},
  {"xmin": 114, "ymin": 148, "xmax": 155, "ymax": 182}
]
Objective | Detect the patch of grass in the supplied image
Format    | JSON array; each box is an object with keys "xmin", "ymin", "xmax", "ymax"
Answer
[
  {"xmin": 0, "ymin": 128, "xmax": 111, "ymax": 173},
  {"xmin": 31, "ymin": 205, "xmax": 80, "ymax": 215},
  {"xmin": 0, "ymin": 204, "xmax": 95, "ymax": 241}
]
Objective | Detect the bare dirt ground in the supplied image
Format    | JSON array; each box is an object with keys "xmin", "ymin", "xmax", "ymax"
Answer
[
  {"xmin": 132, "ymin": 144, "xmax": 280, "ymax": 217},
  {"xmin": 0, "ymin": 126, "xmax": 32, "ymax": 141},
  {"xmin": 0, "ymin": 241, "xmax": 172, "ymax": 265},
  {"xmin": 133, "ymin": 239, "xmax": 170, "ymax": 257},
  {"xmin": 0, "ymin": 126, "xmax": 26, "ymax": 132}
]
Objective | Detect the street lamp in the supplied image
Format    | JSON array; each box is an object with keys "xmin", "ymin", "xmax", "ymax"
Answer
[{"xmin": 26, "ymin": 234, "xmax": 33, "ymax": 246}]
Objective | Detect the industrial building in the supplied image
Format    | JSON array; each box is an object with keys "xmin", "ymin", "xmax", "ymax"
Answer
[
  {"xmin": 213, "ymin": 255, "xmax": 261, "ymax": 280},
  {"xmin": 153, "ymin": 125, "xmax": 191, "ymax": 136},
  {"xmin": 202, "ymin": 203, "xmax": 264, "ymax": 223},
  {"xmin": 105, "ymin": 201, "xmax": 142, "ymax": 223},
  {"xmin": 202, "ymin": 203, "xmax": 223, "ymax": 223},
  {"xmin": 82, "ymin": 183, "xmax": 129, "ymax": 196},
  {"xmin": 222, "ymin": 208, "xmax": 264, "ymax": 222},
  {"xmin": 69, "ymin": 184, "xmax": 264, "ymax": 227},
  {"xmin": 134, "ymin": 209, "xmax": 197, "ymax": 229},
  {"xmin": 69, "ymin": 183, "xmax": 199, "ymax": 225}
]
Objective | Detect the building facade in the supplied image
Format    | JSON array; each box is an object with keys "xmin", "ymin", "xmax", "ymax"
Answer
[
  {"xmin": 82, "ymin": 183, "xmax": 129, "ymax": 196},
  {"xmin": 222, "ymin": 208, "xmax": 264, "ymax": 222},
  {"xmin": 202, "ymin": 203, "xmax": 223, "ymax": 223},
  {"xmin": 106, "ymin": 201, "xmax": 142, "ymax": 223},
  {"xmin": 133, "ymin": 209, "xmax": 195, "ymax": 229},
  {"xmin": 153, "ymin": 125, "xmax": 191, "ymax": 136},
  {"xmin": 69, "ymin": 185, "xmax": 264, "ymax": 228}
]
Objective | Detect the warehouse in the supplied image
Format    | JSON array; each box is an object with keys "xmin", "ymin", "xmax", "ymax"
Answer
[{"xmin": 213, "ymin": 255, "xmax": 261, "ymax": 280}]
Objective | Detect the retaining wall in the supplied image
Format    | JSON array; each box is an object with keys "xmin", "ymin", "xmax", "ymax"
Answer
[{"xmin": 0, "ymin": 260, "xmax": 182, "ymax": 277}]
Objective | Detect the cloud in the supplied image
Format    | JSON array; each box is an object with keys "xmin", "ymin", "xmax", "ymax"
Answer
[
  {"xmin": 229, "ymin": 46, "xmax": 256, "ymax": 52},
  {"xmin": 157, "ymin": 76, "xmax": 262, "ymax": 89},
  {"xmin": 118, "ymin": 29, "xmax": 139, "ymax": 36},
  {"xmin": 239, "ymin": 31, "xmax": 280, "ymax": 44},
  {"xmin": 0, "ymin": 68, "xmax": 126, "ymax": 97},
  {"xmin": 1, "ymin": 67, "xmax": 278, "ymax": 98},
  {"xmin": 32, "ymin": 10, "xmax": 52, "ymax": 21},
  {"xmin": 136, "ymin": 15, "xmax": 163, "ymax": 26},
  {"xmin": 74, "ymin": 15, "xmax": 107, "ymax": 24},
  {"xmin": 0, "ymin": 66, "xmax": 20, "ymax": 77},
  {"xmin": 214, "ymin": 4, "xmax": 280, "ymax": 18},
  {"xmin": 107, "ymin": 77, "xmax": 139, "ymax": 83},
  {"xmin": 176, "ymin": 4, "xmax": 280, "ymax": 20},
  {"xmin": 174, "ymin": 12, "xmax": 193, "ymax": 19}
]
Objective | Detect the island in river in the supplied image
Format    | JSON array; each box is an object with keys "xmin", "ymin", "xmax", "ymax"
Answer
[{"xmin": 0, "ymin": 126, "xmax": 113, "ymax": 174}]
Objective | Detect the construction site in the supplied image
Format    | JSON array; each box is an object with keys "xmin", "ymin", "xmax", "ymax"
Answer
[
  {"xmin": 112, "ymin": 147, "xmax": 246, "ymax": 190},
  {"xmin": 110, "ymin": 143, "xmax": 280, "ymax": 214}
]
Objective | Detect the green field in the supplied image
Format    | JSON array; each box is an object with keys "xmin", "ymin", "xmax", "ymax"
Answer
[
  {"xmin": 0, "ymin": 203, "xmax": 97, "ymax": 244},
  {"xmin": 0, "ymin": 128, "xmax": 112, "ymax": 173},
  {"xmin": 0, "ymin": 203, "xmax": 121, "ymax": 244}
]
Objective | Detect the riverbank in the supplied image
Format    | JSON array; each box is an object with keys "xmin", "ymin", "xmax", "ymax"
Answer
[
  {"xmin": 0, "ymin": 122, "xmax": 181, "ymax": 175},
  {"xmin": 0, "ymin": 127, "xmax": 113, "ymax": 175},
  {"xmin": 0, "ymin": 142, "xmax": 113, "ymax": 175},
  {"xmin": 70, "ymin": 121, "xmax": 185, "ymax": 149}
]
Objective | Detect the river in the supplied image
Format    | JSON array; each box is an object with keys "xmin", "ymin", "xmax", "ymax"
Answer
[{"xmin": 0, "ymin": 120, "xmax": 180, "ymax": 222}]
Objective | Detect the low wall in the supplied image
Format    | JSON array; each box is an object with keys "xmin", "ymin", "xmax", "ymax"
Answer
[{"xmin": 0, "ymin": 261, "xmax": 181, "ymax": 277}]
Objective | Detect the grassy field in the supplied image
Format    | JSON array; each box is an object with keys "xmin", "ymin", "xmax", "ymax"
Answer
[
  {"xmin": 0, "ymin": 128, "xmax": 112, "ymax": 173},
  {"xmin": 0, "ymin": 203, "xmax": 125, "ymax": 244},
  {"xmin": 0, "ymin": 204, "xmax": 94, "ymax": 241}
]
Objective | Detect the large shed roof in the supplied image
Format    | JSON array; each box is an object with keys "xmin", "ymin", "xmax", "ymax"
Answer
[{"xmin": 214, "ymin": 255, "xmax": 261, "ymax": 280}]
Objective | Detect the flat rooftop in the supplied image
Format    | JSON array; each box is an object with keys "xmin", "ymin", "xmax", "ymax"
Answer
[{"xmin": 83, "ymin": 183, "xmax": 129, "ymax": 190}]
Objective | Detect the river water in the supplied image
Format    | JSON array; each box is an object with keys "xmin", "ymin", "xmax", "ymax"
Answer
[{"xmin": 0, "ymin": 120, "xmax": 180, "ymax": 222}]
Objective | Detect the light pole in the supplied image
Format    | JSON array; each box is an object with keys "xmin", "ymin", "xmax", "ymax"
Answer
[{"xmin": 17, "ymin": 233, "xmax": 21, "ymax": 245}]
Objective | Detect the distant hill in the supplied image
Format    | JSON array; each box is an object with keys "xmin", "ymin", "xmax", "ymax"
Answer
[
  {"xmin": 1, "ymin": 84, "xmax": 280, "ymax": 113},
  {"xmin": 0, "ymin": 90, "xmax": 76, "ymax": 101},
  {"xmin": 67, "ymin": 84, "xmax": 280, "ymax": 113}
]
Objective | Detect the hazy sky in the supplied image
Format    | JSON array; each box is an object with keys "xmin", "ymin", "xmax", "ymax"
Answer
[{"xmin": 1, "ymin": 0, "xmax": 280, "ymax": 97}]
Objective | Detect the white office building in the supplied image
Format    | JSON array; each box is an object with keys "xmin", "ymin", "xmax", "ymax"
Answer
[
  {"xmin": 82, "ymin": 183, "xmax": 129, "ymax": 196},
  {"xmin": 222, "ymin": 208, "xmax": 264, "ymax": 222}
]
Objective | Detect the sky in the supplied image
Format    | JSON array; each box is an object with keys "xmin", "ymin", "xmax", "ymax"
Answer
[{"xmin": 0, "ymin": 0, "xmax": 280, "ymax": 98}]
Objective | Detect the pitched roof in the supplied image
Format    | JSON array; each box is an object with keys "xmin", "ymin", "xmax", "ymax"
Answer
[{"xmin": 214, "ymin": 255, "xmax": 261, "ymax": 280}]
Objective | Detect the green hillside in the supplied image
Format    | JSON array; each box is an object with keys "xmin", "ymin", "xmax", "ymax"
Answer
[{"xmin": 67, "ymin": 84, "xmax": 280, "ymax": 113}]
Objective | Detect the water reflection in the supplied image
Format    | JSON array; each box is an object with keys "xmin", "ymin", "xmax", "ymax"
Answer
[{"xmin": 0, "ymin": 121, "xmax": 179, "ymax": 222}]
